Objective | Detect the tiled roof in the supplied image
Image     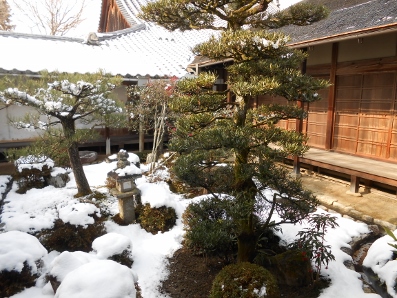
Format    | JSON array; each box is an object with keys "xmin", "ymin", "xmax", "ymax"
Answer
[
  {"xmin": 114, "ymin": 0, "xmax": 148, "ymax": 27},
  {"xmin": 0, "ymin": 24, "xmax": 215, "ymax": 79},
  {"xmin": 281, "ymin": 0, "xmax": 397, "ymax": 46},
  {"xmin": 0, "ymin": 0, "xmax": 281, "ymax": 78}
]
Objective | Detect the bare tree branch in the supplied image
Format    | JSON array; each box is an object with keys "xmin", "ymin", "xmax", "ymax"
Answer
[{"xmin": 12, "ymin": 0, "xmax": 86, "ymax": 36}]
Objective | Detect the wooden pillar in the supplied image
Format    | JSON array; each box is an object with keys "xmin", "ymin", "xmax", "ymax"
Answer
[
  {"xmin": 350, "ymin": 175, "xmax": 360, "ymax": 193},
  {"xmin": 325, "ymin": 42, "xmax": 338, "ymax": 150},
  {"xmin": 346, "ymin": 175, "xmax": 362, "ymax": 196}
]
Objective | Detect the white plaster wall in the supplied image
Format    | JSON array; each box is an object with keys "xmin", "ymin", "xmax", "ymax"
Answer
[
  {"xmin": 0, "ymin": 105, "xmax": 43, "ymax": 141},
  {"xmin": 338, "ymin": 33, "xmax": 396, "ymax": 62}
]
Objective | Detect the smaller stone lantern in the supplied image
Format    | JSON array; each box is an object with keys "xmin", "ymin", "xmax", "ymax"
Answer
[{"xmin": 107, "ymin": 150, "xmax": 142, "ymax": 224}]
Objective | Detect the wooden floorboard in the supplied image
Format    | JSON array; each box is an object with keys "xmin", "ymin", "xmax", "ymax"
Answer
[{"xmin": 300, "ymin": 148, "xmax": 397, "ymax": 187}]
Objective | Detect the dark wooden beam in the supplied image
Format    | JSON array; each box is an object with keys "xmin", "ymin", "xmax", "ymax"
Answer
[
  {"xmin": 325, "ymin": 42, "xmax": 338, "ymax": 149},
  {"xmin": 336, "ymin": 56, "xmax": 397, "ymax": 75}
]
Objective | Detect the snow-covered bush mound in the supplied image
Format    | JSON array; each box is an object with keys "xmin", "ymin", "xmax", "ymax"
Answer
[
  {"xmin": 49, "ymin": 251, "xmax": 98, "ymax": 284},
  {"xmin": 14, "ymin": 155, "xmax": 54, "ymax": 172},
  {"xmin": 55, "ymin": 260, "xmax": 137, "ymax": 298},
  {"xmin": 0, "ymin": 231, "xmax": 48, "ymax": 297},
  {"xmin": 14, "ymin": 155, "xmax": 55, "ymax": 193},
  {"xmin": 92, "ymin": 232, "xmax": 132, "ymax": 259},
  {"xmin": 58, "ymin": 201, "xmax": 101, "ymax": 227},
  {"xmin": 0, "ymin": 231, "xmax": 47, "ymax": 273}
]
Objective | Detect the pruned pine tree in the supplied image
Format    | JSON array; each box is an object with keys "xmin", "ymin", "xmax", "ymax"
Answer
[
  {"xmin": 0, "ymin": 0, "xmax": 14, "ymax": 31},
  {"xmin": 0, "ymin": 71, "xmax": 124, "ymax": 197},
  {"xmin": 141, "ymin": 0, "xmax": 330, "ymax": 262},
  {"xmin": 140, "ymin": 0, "xmax": 328, "ymax": 31}
]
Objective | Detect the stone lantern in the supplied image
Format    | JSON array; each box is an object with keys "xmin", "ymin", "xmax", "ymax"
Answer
[{"xmin": 107, "ymin": 150, "xmax": 142, "ymax": 224}]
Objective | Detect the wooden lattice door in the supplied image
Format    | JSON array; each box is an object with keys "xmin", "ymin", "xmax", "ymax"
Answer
[{"xmin": 333, "ymin": 72, "xmax": 396, "ymax": 161}]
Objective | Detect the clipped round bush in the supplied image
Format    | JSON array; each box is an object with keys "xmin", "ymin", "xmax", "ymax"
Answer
[
  {"xmin": 92, "ymin": 233, "xmax": 134, "ymax": 268},
  {"xmin": 38, "ymin": 217, "xmax": 106, "ymax": 252},
  {"xmin": 13, "ymin": 155, "xmax": 54, "ymax": 194},
  {"xmin": 137, "ymin": 203, "xmax": 177, "ymax": 234},
  {"xmin": 210, "ymin": 262, "xmax": 280, "ymax": 298},
  {"xmin": 55, "ymin": 260, "xmax": 137, "ymax": 298},
  {"xmin": 0, "ymin": 231, "xmax": 47, "ymax": 297},
  {"xmin": 0, "ymin": 262, "xmax": 38, "ymax": 297},
  {"xmin": 182, "ymin": 197, "xmax": 237, "ymax": 260}
]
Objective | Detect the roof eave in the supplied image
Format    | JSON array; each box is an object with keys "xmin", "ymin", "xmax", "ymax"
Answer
[
  {"xmin": 288, "ymin": 23, "xmax": 397, "ymax": 48},
  {"xmin": 187, "ymin": 58, "xmax": 234, "ymax": 70}
]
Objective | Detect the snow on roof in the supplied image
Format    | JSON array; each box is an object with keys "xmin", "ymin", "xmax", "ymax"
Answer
[
  {"xmin": 0, "ymin": 23, "xmax": 214, "ymax": 79},
  {"xmin": 2, "ymin": 0, "xmax": 281, "ymax": 79}
]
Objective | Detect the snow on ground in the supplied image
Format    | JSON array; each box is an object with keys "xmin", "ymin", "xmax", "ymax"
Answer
[
  {"xmin": 363, "ymin": 232, "xmax": 397, "ymax": 297},
  {"xmin": 0, "ymin": 152, "xmax": 396, "ymax": 298}
]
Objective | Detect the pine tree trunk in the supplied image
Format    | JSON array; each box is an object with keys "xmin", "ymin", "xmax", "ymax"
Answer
[
  {"xmin": 237, "ymin": 225, "xmax": 256, "ymax": 263},
  {"xmin": 234, "ymin": 95, "xmax": 257, "ymax": 263},
  {"xmin": 62, "ymin": 120, "xmax": 92, "ymax": 197},
  {"xmin": 235, "ymin": 149, "xmax": 257, "ymax": 263}
]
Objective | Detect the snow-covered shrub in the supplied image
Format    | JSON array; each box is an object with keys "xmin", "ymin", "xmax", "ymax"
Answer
[
  {"xmin": 46, "ymin": 251, "xmax": 98, "ymax": 292},
  {"xmin": 13, "ymin": 155, "xmax": 54, "ymax": 193},
  {"xmin": 92, "ymin": 233, "xmax": 134, "ymax": 268},
  {"xmin": 54, "ymin": 260, "xmax": 137, "ymax": 298},
  {"xmin": 137, "ymin": 203, "xmax": 176, "ymax": 234},
  {"xmin": 210, "ymin": 262, "xmax": 279, "ymax": 298},
  {"xmin": 38, "ymin": 216, "xmax": 106, "ymax": 252},
  {"xmin": 182, "ymin": 197, "xmax": 237, "ymax": 261},
  {"xmin": 0, "ymin": 261, "xmax": 39, "ymax": 297},
  {"xmin": 0, "ymin": 231, "xmax": 47, "ymax": 297}
]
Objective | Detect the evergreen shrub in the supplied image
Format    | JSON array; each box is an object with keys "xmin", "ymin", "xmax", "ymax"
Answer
[
  {"xmin": 210, "ymin": 262, "xmax": 279, "ymax": 298},
  {"xmin": 13, "ymin": 155, "xmax": 53, "ymax": 194},
  {"xmin": 182, "ymin": 197, "xmax": 237, "ymax": 261},
  {"xmin": 0, "ymin": 262, "xmax": 38, "ymax": 297},
  {"xmin": 109, "ymin": 249, "xmax": 134, "ymax": 268},
  {"xmin": 137, "ymin": 203, "xmax": 176, "ymax": 234},
  {"xmin": 38, "ymin": 216, "xmax": 106, "ymax": 252}
]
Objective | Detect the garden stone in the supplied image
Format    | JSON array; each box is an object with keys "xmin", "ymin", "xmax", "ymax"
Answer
[
  {"xmin": 46, "ymin": 172, "xmax": 70, "ymax": 188},
  {"xmin": 79, "ymin": 151, "xmax": 98, "ymax": 164}
]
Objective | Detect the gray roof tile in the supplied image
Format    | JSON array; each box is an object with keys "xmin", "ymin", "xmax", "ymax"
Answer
[{"xmin": 281, "ymin": 0, "xmax": 397, "ymax": 46}]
